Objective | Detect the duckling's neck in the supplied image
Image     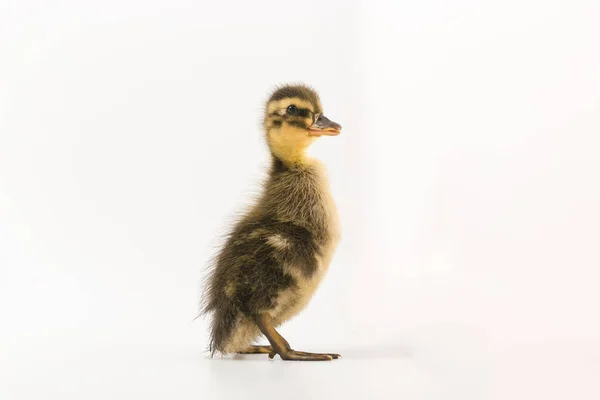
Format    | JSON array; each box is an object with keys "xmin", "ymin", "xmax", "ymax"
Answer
[
  {"xmin": 267, "ymin": 131, "xmax": 317, "ymax": 167},
  {"xmin": 271, "ymin": 153, "xmax": 311, "ymax": 175},
  {"xmin": 269, "ymin": 147, "xmax": 309, "ymax": 167}
]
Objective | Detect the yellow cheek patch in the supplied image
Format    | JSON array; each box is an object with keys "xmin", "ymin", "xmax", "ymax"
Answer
[{"xmin": 267, "ymin": 127, "xmax": 318, "ymax": 165}]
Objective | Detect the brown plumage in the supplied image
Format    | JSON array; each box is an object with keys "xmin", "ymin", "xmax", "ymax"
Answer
[{"xmin": 202, "ymin": 84, "xmax": 342, "ymax": 361}]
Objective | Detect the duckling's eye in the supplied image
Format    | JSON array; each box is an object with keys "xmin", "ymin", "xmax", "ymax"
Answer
[{"xmin": 286, "ymin": 105, "xmax": 299, "ymax": 115}]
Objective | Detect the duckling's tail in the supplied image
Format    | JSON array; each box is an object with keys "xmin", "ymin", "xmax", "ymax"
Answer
[{"xmin": 206, "ymin": 300, "xmax": 239, "ymax": 356}]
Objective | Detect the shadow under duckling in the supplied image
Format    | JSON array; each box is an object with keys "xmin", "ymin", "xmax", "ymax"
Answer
[{"xmin": 202, "ymin": 84, "xmax": 342, "ymax": 361}]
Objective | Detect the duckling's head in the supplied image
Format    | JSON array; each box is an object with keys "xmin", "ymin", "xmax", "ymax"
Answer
[{"xmin": 264, "ymin": 84, "xmax": 341, "ymax": 165}]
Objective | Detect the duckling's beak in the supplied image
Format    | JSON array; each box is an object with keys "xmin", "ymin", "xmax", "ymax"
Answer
[{"xmin": 308, "ymin": 113, "xmax": 342, "ymax": 136}]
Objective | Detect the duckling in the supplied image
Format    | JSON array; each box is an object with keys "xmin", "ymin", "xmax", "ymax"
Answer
[{"xmin": 202, "ymin": 84, "xmax": 342, "ymax": 361}]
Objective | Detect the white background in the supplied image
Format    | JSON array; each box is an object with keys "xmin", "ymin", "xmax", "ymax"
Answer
[{"xmin": 1, "ymin": 1, "xmax": 599, "ymax": 399}]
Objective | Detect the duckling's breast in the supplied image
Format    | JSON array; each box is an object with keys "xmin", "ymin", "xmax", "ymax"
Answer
[{"xmin": 271, "ymin": 162, "xmax": 340, "ymax": 325}]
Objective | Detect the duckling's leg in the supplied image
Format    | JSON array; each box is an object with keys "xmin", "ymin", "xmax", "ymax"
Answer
[
  {"xmin": 255, "ymin": 314, "xmax": 340, "ymax": 361},
  {"xmin": 237, "ymin": 345, "xmax": 273, "ymax": 354}
]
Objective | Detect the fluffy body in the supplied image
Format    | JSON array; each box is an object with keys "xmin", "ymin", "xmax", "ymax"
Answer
[
  {"xmin": 202, "ymin": 85, "xmax": 340, "ymax": 355},
  {"xmin": 203, "ymin": 158, "xmax": 339, "ymax": 354}
]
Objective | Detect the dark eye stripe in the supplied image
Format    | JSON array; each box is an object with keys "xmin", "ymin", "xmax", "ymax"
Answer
[
  {"xmin": 288, "ymin": 120, "xmax": 307, "ymax": 128},
  {"xmin": 268, "ymin": 108, "xmax": 312, "ymax": 118},
  {"xmin": 297, "ymin": 109, "xmax": 311, "ymax": 118}
]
